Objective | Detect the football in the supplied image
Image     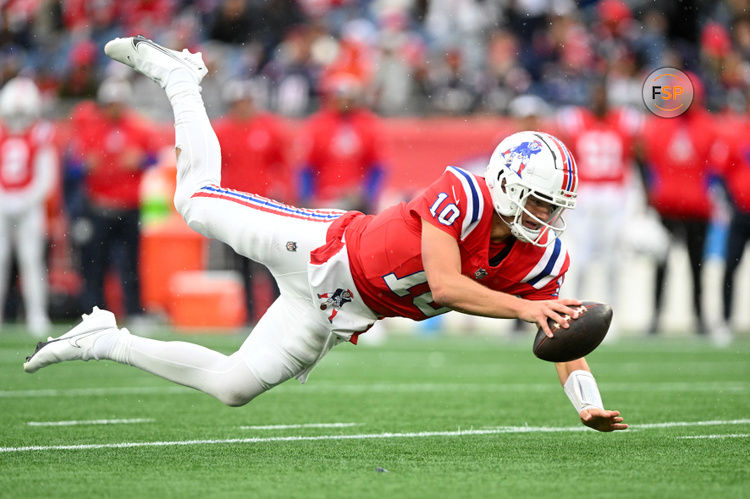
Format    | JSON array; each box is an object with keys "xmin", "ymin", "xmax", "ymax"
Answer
[{"xmin": 532, "ymin": 301, "xmax": 613, "ymax": 362}]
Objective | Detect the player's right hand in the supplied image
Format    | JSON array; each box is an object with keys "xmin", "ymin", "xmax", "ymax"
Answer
[{"xmin": 518, "ymin": 298, "xmax": 582, "ymax": 337}]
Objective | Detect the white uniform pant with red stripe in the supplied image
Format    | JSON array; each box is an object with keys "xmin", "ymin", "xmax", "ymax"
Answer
[{"xmin": 105, "ymin": 75, "xmax": 353, "ymax": 406}]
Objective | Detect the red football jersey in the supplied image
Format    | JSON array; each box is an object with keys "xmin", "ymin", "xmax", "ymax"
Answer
[
  {"xmin": 557, "ymin": 107, "xmax": 642, "ymax": 186},
  {"xmin": 713, "ymin": 114, "xmax": 750, "ymax": 212},
  {"xmin": 0, "ymin": 121, "xmax": 56, "ymax": 192},
  {"xmin": 335, "ymin": 167, "xmax": 570, "ymax": 320},
  {"xmin": 302, "ymin": 108, "xmax": 383, "ymax": 202},
  {"xmin": 71, "ymin": 102, "xmax": 157, "ymax": 209},
  {"xmin": 642, "ymin": 110, "xmax": 716, "ymax": 219},
  {"xmin": 213, "ymin": 112, "xmax": 289, "ymax": 199}
]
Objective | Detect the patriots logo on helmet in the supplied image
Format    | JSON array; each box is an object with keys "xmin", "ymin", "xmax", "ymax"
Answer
[
  {"xmin": 317, "ymin": 288, "xmax": 353, "ymax": 322},
  {"xmin": 503, "ymin": 140, "xmax": 543, "ymax": 176}
]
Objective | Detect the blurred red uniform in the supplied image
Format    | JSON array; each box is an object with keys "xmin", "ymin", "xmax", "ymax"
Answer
[
  {"xmin": 300, "ymin": 75, "xmax": 385, "ymax": 212},
  {"xmin": 641, "ymin": 108, "xmax": 717, "ymax": 334},
  {"xmin": 559, "ymin": 106, "xmax": 641, "ymax": 188},
  {"xmin": 213, "ymin": 112, "xmax": 289, "ymax": 199},
  {"xmin": 642, "ymin": 111, "xmax": 715, "ymax": 220},
  {"xmin": 712, "ymin": 112, "xmax": 750, "ymax": 332},
  {"xmin": 301, "ymin": 107, "xmax": 384, "ymax": 209},
  {"xmin": 71, "ymin": 101, "xmax": 155, "ymax": 210}
]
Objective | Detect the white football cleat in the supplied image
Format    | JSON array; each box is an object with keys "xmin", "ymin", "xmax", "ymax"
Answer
[
  {"xmin": 23, "ymin": 307, "xmax": 119, "ymax": 373},
  {"xmin": 104, "ymin": 35, "xmax": 207, "ymax": 88}
]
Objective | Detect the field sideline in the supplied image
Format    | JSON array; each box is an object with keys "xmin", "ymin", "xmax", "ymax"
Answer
[{"xmin": 1, "ymin": 327, "xmax": 748, "ymax": 498}]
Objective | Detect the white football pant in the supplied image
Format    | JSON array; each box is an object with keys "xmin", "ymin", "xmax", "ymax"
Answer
[
  {"xmin": 0, "ymin": 205, "xmax": 50, "ymax": 335},
  {"xmin": 104, "ymin": 71, "xmax": 344, "ymax": 406},
  {"xmin": 565, "ymin": 184, "xmax": 627, "ymax": 310}
]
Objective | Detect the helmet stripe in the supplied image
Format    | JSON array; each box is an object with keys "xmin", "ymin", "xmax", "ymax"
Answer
[{"xmin": 548, "ymin": 135, "xmax": 576, "ymax": 192}]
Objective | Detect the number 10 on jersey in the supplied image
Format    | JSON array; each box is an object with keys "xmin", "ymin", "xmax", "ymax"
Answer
[{"xmin": 429, "ymin": 192, "xmax": 460, "ymax": 225}]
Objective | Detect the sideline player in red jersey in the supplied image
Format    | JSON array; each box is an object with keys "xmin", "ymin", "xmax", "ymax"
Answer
[
  {"xmin": 0, "ymin": 77, "xmax": 57, "ymax": 336},
  {"xmin": 711, "ymin": 105, "xmax": 750, "ymax": 344},
  {"xmin": 556, "ymin": 82, "xmax": 643, "ymax": 331},
  {"xmin": 24, "ymin": 36, "xmax": 627, "ymax": 432},
  {"xmin": 212, "ymin": 80, "xmax": 289, "ymax": 322},
  {"xmin": 299, "ymin": 73, "xmax": 385, "ymax": 213},
  {"xmin": 69, "ymin": 78, "xmax": 159, "ymax": 321},
  {"xmin": 641, "ymin": 81, "xmax": 716, "ymax": 336}
]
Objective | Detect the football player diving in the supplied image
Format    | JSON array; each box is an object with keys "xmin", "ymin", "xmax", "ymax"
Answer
[{"xmin": 24, "ymin": 36, "xmax": 626, "ymax": 432}]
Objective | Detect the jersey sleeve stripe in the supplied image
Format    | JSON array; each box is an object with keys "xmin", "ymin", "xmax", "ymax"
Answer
[
  {"xmin": 446, "ymin": 166, "xmax": 484, "ymax": 239},
  {"xmin": 522, "ymin": 238, "xmax": 564, "ymax": 288},
  {"xmin": 193, "ymin": 185, "xmax": 344, "ymax": 221}
]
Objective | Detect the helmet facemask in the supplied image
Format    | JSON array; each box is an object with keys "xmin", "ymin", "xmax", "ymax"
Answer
[{"xmin": 503, "ymin": 185, "xmax": 568, "ymax": 246}]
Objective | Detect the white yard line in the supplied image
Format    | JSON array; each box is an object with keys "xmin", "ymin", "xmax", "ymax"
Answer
[
  {"xmin": 239, "ymin": 423, "xmax": 359, "ymax": 430},
  {"xmin": 1, "ymin": 381, "xmax": 746, "ymax": 398},
  {"xmin": 297, "ymin": 381, "xmax": 749, "ymax": 394},
  {"xmin": 27, "ymin": 418, "xmax": 155, "ymax": 427},
  {"xmin": 677, "ymin": 433, "xmax": 750, "ymax": 440},
  {"xmin": 632, "ymin": 419, "xmax": 750, "ymax": 429},
  {"xmin": 0, "ymin": 386, "xmax": 190, "ymax": 398},
  {"xmin": 2, "ymin": 419, "xmax": 750, "ymax": 454}
]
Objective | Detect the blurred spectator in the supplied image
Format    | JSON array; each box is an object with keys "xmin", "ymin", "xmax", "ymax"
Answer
[
  {"xmin": 482, "ymin": 30, "xmax": 532, "ymax": 114},
  {"xmin": 508, "ymin": 94, "xmax": 554, "ymax": 136},
  {"xmin": 640, "ymin": 78, "xmax": 716, "ymax": 336},
  {"xmin": 0, "ymin": 77, "xmax": 57, "ymax": 336},
  {"xmin": 208, "ymin": 0, "xmax": 254, "ymax": 45},
  {"xmin": 424, "ymin": 0, "xmax": 488, "ymax": 75},
  {"xmin": 58, "ymin": 40, "xmax": 99, "ymax": 101},
  {"xmin": 0, "ymin": 0, "xmax": 749, "ymax": 121},
  {"xmin": 370, "ymin": 13, "xmax": 420, "ymax": 116},
  {"xmin": 557, "ymin": 82, "xmax": 644, "ymax": 336},
  {"xmin": 68, "ymin": 78, "xmax": 158, "ymax": 321},
  {"xmin": 633, "ymin": 8, "xmax": 669, "ymax": 68},
  {"xmin": 118, "ymin": 0, "xmax": 175, "ymax": 39},
  {"xmin": 428, "ymin": 48, "xmax": 480, "ymax": 115},
  {"xmin": 263, "ymin": 27, "xmax": 318, "ymax": 117},
  {"xmin": 252, "ymin": 0, "xmax": 305, "ymax": 62},
  {"xmin": 299, "ymin": 73, "xmax": 385, "ymax": 212},
  {"xmin": 212, "ymin": 79, "xmax": 289, "ymax": 322}
]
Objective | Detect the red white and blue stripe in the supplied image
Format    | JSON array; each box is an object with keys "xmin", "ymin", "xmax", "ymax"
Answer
[
  {"xmin": 192, "ymin": 185, "xmax": 345, "ymax": 222},
  {"xmin": 446, "ymin": 166, "xmax": 484, "ymax": 240},
  {"xmin": 548, "ymin": 135, "xmax": 578, "ymax": 193},
  {"xmin": 521, "ymin": 237, "xmax": 567, "ymax": 289}
]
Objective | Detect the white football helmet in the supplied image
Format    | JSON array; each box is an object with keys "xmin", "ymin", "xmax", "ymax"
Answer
[
  {"xmin": 485, "ymin": 130, "xmax": 577, "ymax": 247},
  {"xmin": 0, "ymin": 77, "xmax": 42, "ymax": 132}
]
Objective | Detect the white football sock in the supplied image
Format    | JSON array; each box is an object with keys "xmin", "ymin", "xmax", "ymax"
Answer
[
  {"xmin": 105, "ymin": 330, "xmax": 266, "ymax": 406},
  {"xmin": 90, "ymin": 327, "xmax": 130, "ymax": 361}
]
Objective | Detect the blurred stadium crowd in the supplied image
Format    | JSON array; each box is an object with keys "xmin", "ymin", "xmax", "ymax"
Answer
[
  {"xmin": 1, "ymin": 0, "xmax": 750, "ymax": 343},
  {"xmin": 2, "ymin": 0, "xmax": 750, "ymax": 116}
]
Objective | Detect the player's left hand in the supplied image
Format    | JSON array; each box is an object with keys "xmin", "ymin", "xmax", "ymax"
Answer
[{"xmin": 579, "ymin": 408, "xmax": 628, "ymax": 432}]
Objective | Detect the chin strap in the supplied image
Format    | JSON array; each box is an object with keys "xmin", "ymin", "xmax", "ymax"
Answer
[{"xmin": 564, "ymin": 370, "xmax": 604, "ymax": 414}]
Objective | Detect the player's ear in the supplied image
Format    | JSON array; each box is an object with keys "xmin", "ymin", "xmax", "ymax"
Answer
[{"xmin": 500, "ymin": 177, "xmax": 507, "ymax": 193}]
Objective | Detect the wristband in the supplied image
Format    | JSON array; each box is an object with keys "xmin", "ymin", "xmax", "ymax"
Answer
[{"xmin": 564, "ymin": 370, "xmax": 604, "ymax": 414}]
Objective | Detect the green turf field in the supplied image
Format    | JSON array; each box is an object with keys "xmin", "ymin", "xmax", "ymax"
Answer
[{"xmin": 1, "ymin": 327, "xmax": 749, "ymax": 498}]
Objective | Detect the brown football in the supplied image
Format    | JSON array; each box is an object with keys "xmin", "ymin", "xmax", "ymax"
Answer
[{"xmin": 532, "ymin": 302, "xmax": 613, "ymax": 362}]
